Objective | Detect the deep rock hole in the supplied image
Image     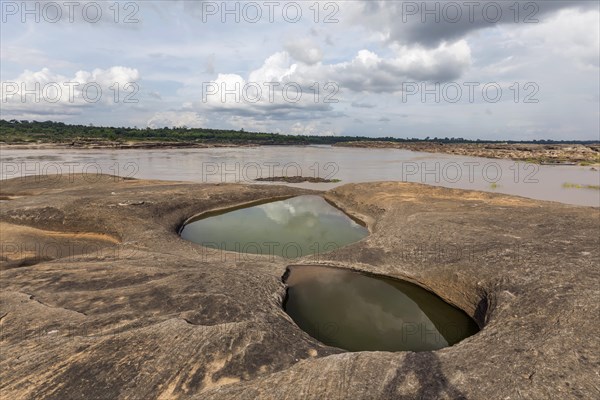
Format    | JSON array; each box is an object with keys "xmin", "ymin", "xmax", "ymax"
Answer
[{"xmin": 180, "ymin": 195, "xmax": 480, "ymax": 352}]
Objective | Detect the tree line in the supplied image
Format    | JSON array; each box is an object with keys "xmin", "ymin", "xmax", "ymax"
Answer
[{"xmin": 1, "ymin": 120, "xmax": 597, "ymax": 145}]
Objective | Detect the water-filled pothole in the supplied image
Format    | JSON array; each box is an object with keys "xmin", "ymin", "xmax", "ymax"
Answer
[
  {"xmin": 180, "ymin": 195, "xmax": 368, "ymax": 259},
  {"xmin": 283, "ymin": 265, "xmax": 480, "ymax": 352}
]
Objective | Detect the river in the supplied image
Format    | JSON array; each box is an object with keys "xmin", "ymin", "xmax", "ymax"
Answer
[{"xmin": 1, "ymin": 145, "xmax": 598, "ymax": 207}]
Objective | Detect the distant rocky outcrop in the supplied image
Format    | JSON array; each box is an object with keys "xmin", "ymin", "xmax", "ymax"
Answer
[
  {"xmin": 255, "ymin": 176, "xmax": 340, "ymax": 183},
  {"xmin": 335, "ymin": 141, "xmax": 600, "ymax": 165}
]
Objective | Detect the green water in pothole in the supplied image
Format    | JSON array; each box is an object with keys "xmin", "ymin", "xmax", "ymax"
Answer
[
  {"xmin": 180, "ymin": 195, "xmax": 368, "ymax": 259},
  {"xmin": 283, "ymin": 265, "xmax": 480, "ymax": 352}
]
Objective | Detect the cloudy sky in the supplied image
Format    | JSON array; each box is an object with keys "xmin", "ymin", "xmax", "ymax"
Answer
[{"xmin": 1, "ymin": 0, "xmax": 599, "ymax": 140}]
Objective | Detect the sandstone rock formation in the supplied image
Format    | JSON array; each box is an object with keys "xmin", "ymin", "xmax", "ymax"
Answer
[
  {"xmin": 1, "ymin": 175, "xmax": 598, "ymax": 399},
  {"xmin": 335, "ymin": 141, "xmax": 600, "ymax": 165}
]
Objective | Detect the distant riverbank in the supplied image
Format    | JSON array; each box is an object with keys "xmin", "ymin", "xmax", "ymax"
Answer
[
  {"xmin": 335, "ymin": 141, "xmax": 600, "ymax": 166},
  {"xmin": 3, "ymin": 140, "xmax": 599, "ymax": 166},
  {"xmin": 2, "ymin": 120, "xmax": 599, "ymax": 165},
  {"xmin": 0, "ymin": 141, "xmax": 253, "ymax": 150}
]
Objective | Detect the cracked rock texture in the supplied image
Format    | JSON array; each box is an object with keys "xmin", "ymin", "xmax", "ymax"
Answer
[{"xmin": 1, "ymin": 175, "xmax": 598, "ymax": 399}]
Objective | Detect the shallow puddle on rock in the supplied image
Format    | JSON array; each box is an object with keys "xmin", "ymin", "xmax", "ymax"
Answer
[
  {"xmin": 283, "ymin": 265, "xmax": 480, "ymax": 352},
  {"xmin": 180, "ymin": 195, "xmax": 368, "ymax": 259}
]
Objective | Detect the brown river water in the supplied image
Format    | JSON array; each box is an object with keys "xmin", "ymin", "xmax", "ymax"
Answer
[{"xmin": 1, "ymin": 145, "xmax": 598, "ymax": 206}]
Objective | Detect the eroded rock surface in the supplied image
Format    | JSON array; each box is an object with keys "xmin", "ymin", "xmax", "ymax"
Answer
[
  {"xmin": 335, "ymin": 141, "xmax": 600, "ymax": 165},
  {"xmin": 1, "ymin": 175, "xmax": 598, "ymax": 399}
]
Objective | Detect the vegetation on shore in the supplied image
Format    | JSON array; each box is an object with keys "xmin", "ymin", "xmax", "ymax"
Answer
[
  {"xmin": 2, "ymin": 120, "xmax": 598, "ymax": 147},
  {"xmin": 562, "ymin": 183, "xmax": 600, "ymax": 190}
]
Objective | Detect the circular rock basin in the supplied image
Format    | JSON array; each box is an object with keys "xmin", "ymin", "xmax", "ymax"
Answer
[
  {"xmin": 180, "ymin": 195, "xmax": 368, "ymax": 259},
  {"xmin": 283, "ymin": 265, "xmax": 480, "ymax": 352}
]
